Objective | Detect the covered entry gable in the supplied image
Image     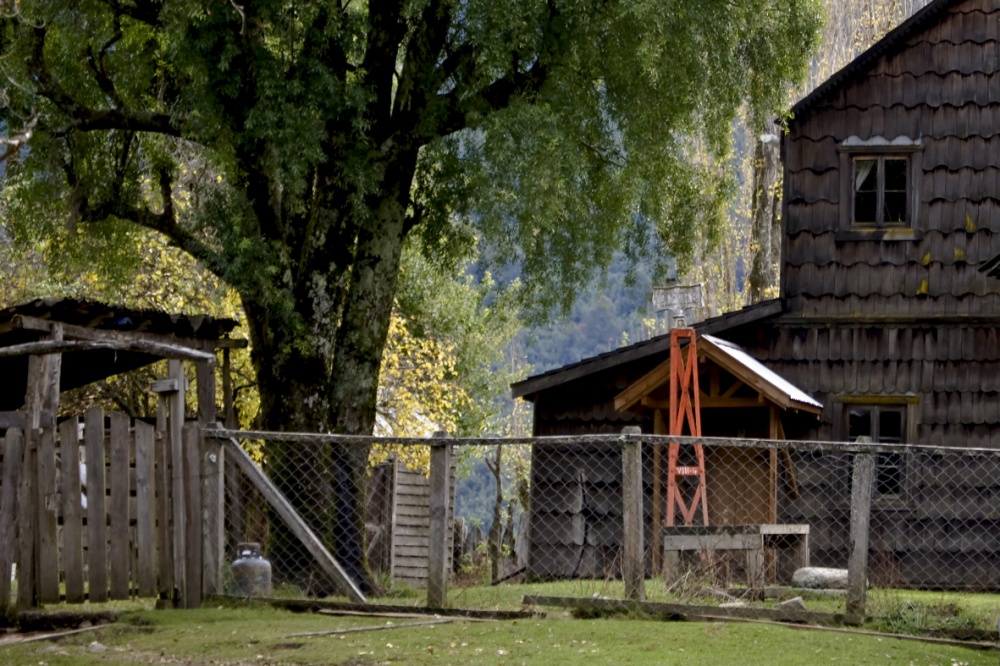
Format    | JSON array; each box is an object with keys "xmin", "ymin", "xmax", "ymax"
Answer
[{"xmin": 614, "ymin": 334, "xmax": 822, "ymax": 418}]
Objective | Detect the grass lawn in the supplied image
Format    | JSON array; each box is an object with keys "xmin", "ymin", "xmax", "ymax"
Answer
[{"xmin": 0, "ymin": 598, "xmax": 995, "ymax": 665}]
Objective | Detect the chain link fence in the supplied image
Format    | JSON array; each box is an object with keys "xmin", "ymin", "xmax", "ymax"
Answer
[{"xmin": 214, "ymin": 430, "xmax": 1000, "ymax": 627}]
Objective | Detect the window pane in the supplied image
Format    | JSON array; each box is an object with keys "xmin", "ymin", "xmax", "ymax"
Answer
[
  {"xmin": 884, "ymin": 158, "xmax": 908, "ymax": 190},
  {"xmin": 848, "ymin": 407, "xmax": 872, "ymax": 440},
  {"xmin": 884, "ymin": 192, "xmax": 907, "ymax": 224},
  {"xmin": 855, "ymin": 159, "xmax": 878, "ymax": 192},
  {"xmin": 855, "ymin": 193, "xmax": 878, "ymax": 225},
  {"xmin": 854, "ymin": 159, "xmax": 878, "ymax": 225},
  {"xmin": 879, "ymin": 408, "xmax": 904, "ymax": 442},
  {"xmin": 883, "ymin": 159, "xmax": 908, "ymax": 224}
]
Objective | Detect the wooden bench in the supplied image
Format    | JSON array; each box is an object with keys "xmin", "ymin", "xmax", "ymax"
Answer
[{"xmin": 662, "ymin": 524, "xmax": 810, "ymax": 588}]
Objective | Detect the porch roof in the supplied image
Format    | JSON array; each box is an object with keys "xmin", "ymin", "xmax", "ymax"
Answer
[{"xmin": 614, "ymin": 334, "xmax": 822, "ymax": 415}]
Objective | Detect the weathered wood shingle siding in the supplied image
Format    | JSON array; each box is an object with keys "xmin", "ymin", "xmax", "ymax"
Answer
[
  {"xmin": 771, "ymin": 0, "xmax": 1000, "ymax": 450},
  {"xmin": 785, "ymin": 0, "xmax": 1000, "ymax": 306}
]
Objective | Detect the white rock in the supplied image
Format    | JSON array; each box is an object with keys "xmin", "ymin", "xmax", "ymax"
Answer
[
  {"xmin": 87, "ymin": 641, "xmax": 107, "ymax": 653},
  {"xmin": 792, "ymin": 567, "xmax": 849, "ymax": 589},
  {"xmin": 775, "ymin": 596, "xmax": 807, "ymax": 611},
  {"xmin": 719, "ymin": 601, "xmax": 749, "ymax": 608}
]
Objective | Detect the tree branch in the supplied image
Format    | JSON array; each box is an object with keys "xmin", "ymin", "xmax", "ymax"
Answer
[{"xmin": 30, "ymin": 25, "xmax": 180, "ymax": 136}]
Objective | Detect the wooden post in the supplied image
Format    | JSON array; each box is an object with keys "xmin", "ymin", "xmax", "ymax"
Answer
[
  {"xmin": 0, "ymin": 428, "xmax": 24, "ymax": 615},
  {"xmin": 184, "ymin": 424, "xmax": 203, "ymax": 608},
  {"xmin": 167, "ymin": 360, "xmax": 187, "ymax": 607},
  {"xmin": 222, "ymin": 347, "xmax": 236, "ymax": 429},
  {"xmin": 21, "ymin": 324, "xmax": 62, "ymax": 608},
  {"xmin": 621, "ymin": 426, "xmax": 644, "ymax": 601},
  {"xmin": 426, "ymin": 432, "xmax": 451, "ymax": 609},
  {"xmin": 197, "ymin": 361, "xmax": 224, "ymax": 598},
  {"xmin": 846, "ymin": 447, "xmax": 875, "ymax": 624},
  {"xmin": 85, "ymin": 407, "xmax": 108, "ymax": 603},
  {"xmin": 651, "ymin": 410, "xmax": 665, "ymax": 576},
  {"xmin": 154, "ymin": 394, "xmax": 173, "ymax": 599}
]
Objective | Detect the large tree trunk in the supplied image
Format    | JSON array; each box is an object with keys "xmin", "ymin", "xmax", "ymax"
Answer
[{"xmin": 241, "ymin": 150, "xmax": 417, "ymax": 596}]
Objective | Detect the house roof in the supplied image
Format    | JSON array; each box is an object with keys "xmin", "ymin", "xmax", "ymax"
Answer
[
  {"xmin": 0, "ymin": 298, "xmax": 239, "ymax": 412},
  {"xmin": 789, "ymin": 0, "xmax": 958, "ymax": 120},
  {"xmin": 613, "ymin": 334, "xmax": 821, "ymax": 415},
  {"xmin": 511, "ymin": 299, "xmax": 783, "ymax": 399}
]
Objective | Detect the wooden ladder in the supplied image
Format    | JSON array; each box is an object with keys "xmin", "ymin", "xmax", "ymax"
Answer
[{"xmin": 665, "ymin": 329, "xmax": 709, "ymax": 526}]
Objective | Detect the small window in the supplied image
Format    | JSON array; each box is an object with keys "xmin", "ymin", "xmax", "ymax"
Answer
[
  {"xmin": 845, "ymin": 403, "xmax": 907, "ymax": 498},
  {"xmin": 852, "ymin": 156, "xmax": 909, "ymax": 228}
]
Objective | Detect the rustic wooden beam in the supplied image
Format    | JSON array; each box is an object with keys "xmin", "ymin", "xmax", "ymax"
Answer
[
  {"xmin": 259, "ymin": 598, "xmax": 534, "ymax": 620},
  {"xmin": 0, "ymin": 412, "xmax": 25, "ymax": 430},
  {"xmin": 522, "ymin": 596, "xmax": 843, "ymax": 625},
  {"xmin": 150, "ymin": 378, "xmax": 181, "ymax": 394},
  {"xmin": 223, "ymin": 438, "xmax": 366, "ymax": 603},
  {"xmin": 10, "ymin": 314, "xmax": 240, "ymax": 351},
  {"xmin": 0, "ymin": 339, "xmax": 216, "ymax": 363}
]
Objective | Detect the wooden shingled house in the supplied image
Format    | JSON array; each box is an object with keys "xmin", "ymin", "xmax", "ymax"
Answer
[{"xmin": 513, "ymin": 0, "xmax": 1000, "ymax": 587}]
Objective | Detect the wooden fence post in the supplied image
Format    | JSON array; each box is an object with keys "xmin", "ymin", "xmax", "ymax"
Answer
[
  {"xmin": 426, "ymin": 432, "xmax": 451, "ymax": 609},
  {"xmin": 183, "ymin": 424, "xmax": 203, "ymax": 609},
  {"xmin": 621, "ymin": 426, "xmax": 644, "ymax": 601},
  {"xmin": 197, "ymin": 360, "xmax": 224, "ymax": 599},
  {"xmin": 0, "ymin": 428, "xmax": 24, "ymax": 616},
  {"xmin": 846, "ymin": 446, "xmax": 875, "ymax": 624}
]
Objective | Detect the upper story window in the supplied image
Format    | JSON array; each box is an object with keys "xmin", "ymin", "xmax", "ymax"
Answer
[
  {"xmin": 838, "ymin": 137, "xmax": 923, "ymax": 240},
  {"xmin": 853, "ymin": 156, "xmax": 908, "ymax": 227}
]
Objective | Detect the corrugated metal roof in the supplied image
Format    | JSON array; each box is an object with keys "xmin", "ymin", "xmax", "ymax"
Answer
[{"xmin": 701, "ymin": 335, "xmax": 822, "ymax": 411}]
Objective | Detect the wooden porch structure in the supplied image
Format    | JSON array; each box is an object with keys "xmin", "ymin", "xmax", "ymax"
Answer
[
  {"xmin": 615, "ymin": 333, "xmax": 822, "ymax": 576},
  {"xmin": 0, "ymin": 299, "xmax": 242, "ymax": 613}
]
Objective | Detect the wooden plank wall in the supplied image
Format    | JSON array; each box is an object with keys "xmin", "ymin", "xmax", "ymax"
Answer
[
  {"xmin": 391, "ymin": 461, "xmax": 456, "ymax": 587},
  {"xmin": 0, "ymin": 414, "xmax": 173, "ymax": 610}
]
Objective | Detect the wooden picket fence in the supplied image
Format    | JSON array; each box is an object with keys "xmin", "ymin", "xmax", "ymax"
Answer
[{"xmin": 0, "ymin": 409, "xmax": 187, "ymax": 613}]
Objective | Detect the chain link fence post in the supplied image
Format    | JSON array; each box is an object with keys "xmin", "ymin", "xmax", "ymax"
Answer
[
  {"xmin": 427, "ymin": 431, "xmax": 452, "ymax": 608},
  {"xmin": 621, "ymin": 426, "xmax": 644, "ymax": 601},
  {"xmin": 847, "ymin": 440, "xmax": 875, "ymax": 625}
]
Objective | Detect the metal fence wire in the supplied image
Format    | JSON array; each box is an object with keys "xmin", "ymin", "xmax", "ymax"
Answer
[{"xmin": 218, "ymin": 432, "xmax": 1000, "ymax": 604}]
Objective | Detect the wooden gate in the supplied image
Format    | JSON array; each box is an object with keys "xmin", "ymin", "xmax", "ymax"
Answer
[{"xmin": 0, "ymin": 408, "xmax": 200, "ymax": 613}]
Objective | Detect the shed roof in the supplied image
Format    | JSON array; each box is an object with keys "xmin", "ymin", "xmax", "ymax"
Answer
[
  {"xmin": 789, "ymin": 0, "xmax": 958, "ymax": 120},
  {"xmin": 0, "ymin": 298, "xmax": 239, "ymax": 412},
  {"xmin": 614, "ymin": 334, "xmax": 822, "ymax": 415},
  {"xmin": 512, "ymin": 299, "xmax": 782, "ymax": 400}
]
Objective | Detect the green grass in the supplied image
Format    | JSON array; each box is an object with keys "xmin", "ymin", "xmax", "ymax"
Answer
[{"xmin": 0, "ymin": 603, "xmax": 993, "ymax": 666}]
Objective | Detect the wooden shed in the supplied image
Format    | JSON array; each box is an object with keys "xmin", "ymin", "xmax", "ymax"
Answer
[{"xmin": 514, "ymin": 321, "xmax": 822, "ymax": 580}]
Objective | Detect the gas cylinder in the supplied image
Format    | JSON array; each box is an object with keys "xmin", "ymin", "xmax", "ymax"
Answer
[{"xmin": 231, "ymin": 542, "xmax": 272, "ymax": 597}]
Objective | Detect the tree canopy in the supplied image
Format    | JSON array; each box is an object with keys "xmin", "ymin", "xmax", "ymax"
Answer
[
  {"xmin": 2, "ymin": 0, "xmax": 821, "ymax": 428},
  {"xmin": 1, "ymin": 0, "xmax": 821, "ymax": 587}
]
